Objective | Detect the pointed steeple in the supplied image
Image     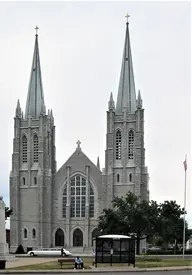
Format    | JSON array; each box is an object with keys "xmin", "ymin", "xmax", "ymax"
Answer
[
  {"xmin": 108, "ymin": 92, "xmax": 115, "ymax": 111},
  {"xmin": 136, "ymin": 90, "xmax": 142, "ymax": 109},
  {"xmin": 97, "ymin": 156, "xmax": 100, "ymax": 170},
  {"xmin": 15, "ymin": 99, "xmax": 22, "ymax": 118},
  {"xmin": 116, "ymin": 18, "xmax": 137, "ymax": 114},
  {"xmin": 25, "ymin": 28, "xmax": 45, "ymax": 119}
]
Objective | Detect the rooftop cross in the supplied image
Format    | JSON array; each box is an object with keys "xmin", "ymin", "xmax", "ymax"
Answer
[
  {"xmin": 125, "ymin": 13, "xmax": 130, "ymax": 23},
  {"xmin": 35, "ymin": 26, "xmax": 39, "ymax": 35},
  {"xmin": 76, "ymin": 140, "xmax": 81, "ymax": 149}
]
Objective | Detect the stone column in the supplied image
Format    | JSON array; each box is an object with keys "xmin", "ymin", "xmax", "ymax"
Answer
[
  {"xmin": 66, "ymin": 166, "xmax": 71, "ymax": 247},
  {"xmin": 0, "ymin": 196, "xmax": 6, "ymax": 269},
  {"xmin": 85, "ymin": 165, "xmax": 90, "ymax": 247}
]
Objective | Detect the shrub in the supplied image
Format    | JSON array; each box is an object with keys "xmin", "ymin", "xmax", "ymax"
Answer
[{"xmin": 15, "ymin": 244, "xmax": 25, "ymax": 254}]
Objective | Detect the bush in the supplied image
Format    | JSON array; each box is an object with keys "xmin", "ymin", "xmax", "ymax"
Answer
[
  {"xmin": 15, "ymin": 244, "xmax": 25, "ymax": 254},
  {"xmin": 146, "ymin": 249, "xmax": 192, "ymax": 255},
  {"xmin": 137, "ymin": 256, "xmax": 162, "ymax": 262}
]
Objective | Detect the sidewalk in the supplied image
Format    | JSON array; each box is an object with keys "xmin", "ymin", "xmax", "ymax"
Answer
[{"xmin": 0, "ymin": 266, "xmax": 191, "ymax": 274}]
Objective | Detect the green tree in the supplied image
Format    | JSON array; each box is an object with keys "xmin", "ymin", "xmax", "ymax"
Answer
[
  {"xmin": 97, "ymin": 192, "xmax": 159, "ymax": 254},
  {"xmin": 158, "ymin": 200, "xmax": 185, "ymax": 248}
]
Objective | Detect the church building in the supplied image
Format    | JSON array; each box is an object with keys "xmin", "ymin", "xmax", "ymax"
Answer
[{"xmin": 9, "ymin": 20, "xmax": 149, "ymax": 252}]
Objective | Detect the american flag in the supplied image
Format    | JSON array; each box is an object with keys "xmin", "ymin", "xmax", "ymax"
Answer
[{"xmin": 183, "ymin": 158, "xmax": 187, "ymax": 171}]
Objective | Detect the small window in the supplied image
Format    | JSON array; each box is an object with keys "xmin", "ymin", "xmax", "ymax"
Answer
[
  {"xmin": 129, "ymin": 173, "xmax": 132, "ymax": 182},
  {"xmin": 22, "ymin": 135, "xmax": 27, "ymax": 163},
  {"xmin": 34, "ymin": 177, "xmax": 37, "ymax": 185},
  {"xmin": 117, "ymin": 174, "xmax": 120, "ymax": 182},
  {"xmin": 23, "ymin": 177, "xmax": 26, "ymax": 185},
  {"xmin": 24, "ymin": 228, "xmax": 27, "ymax": 239},
  {"xmin": 32, "ymin": 228, "xmax": 36, "ymax": 239},
  {"xmin": 116, "ymin": 130, "xmax": 122, "ymax": 160},
  {"xmin": 33, "ymin": 135, "xmax": 39, "ymax": 163}
]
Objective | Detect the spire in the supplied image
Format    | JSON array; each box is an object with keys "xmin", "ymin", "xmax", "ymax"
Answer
[
  {"xmin": 15, "ymin": 99, "xmax": 22, "ymax": 118},
  {"xmin": 97, "ymin": 156, "xmax": 100, "ymax": 170},
  {"xmin": 116, "ymin": 16, "xmax": 137, "ymax": 114},
  {"xmin": 25, "ymin": 27, "xmax": 45, "ymax": 119},
  {"xmin": 108, "ymin": 92, "xmax": 115, "ymax": 111},
  {"xmin": 136, "ymin": 90, "xmax": 142, "ymax": 109}
]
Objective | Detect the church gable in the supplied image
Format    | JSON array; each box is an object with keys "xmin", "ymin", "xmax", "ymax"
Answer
[{"xmin": 54, "ymin": 141, "xmax": 102, "ymax": 192}]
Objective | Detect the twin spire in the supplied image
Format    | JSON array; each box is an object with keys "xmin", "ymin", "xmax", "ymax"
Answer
[
  {"xmin": 24, "ymin": 19, "xmax": 141, "ymax": 120},
  {"xmin": 25, "ymin": 28, "xmax": 45, "ymax": 119},
  {"xmin": 110, "ymin": 16, "xmax": 142, "ymax": 113}
]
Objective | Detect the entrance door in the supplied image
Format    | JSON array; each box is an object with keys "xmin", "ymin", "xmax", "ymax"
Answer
[
  {"xmin": 73, "ymin": 228, "xmax": 83, "ymax": 246},
  {"xmin": 55, "ymin": 228, "xmax": 64, "ymax": 246}
]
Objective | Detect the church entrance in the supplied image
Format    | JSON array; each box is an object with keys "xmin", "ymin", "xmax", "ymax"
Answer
[
  {"xmin": 73, "ymin": 228, "xmax": 83, "ymax": 247},
  {"xmin": 55, "ymin": 228, "xmax": 64, "ymax": 246}
]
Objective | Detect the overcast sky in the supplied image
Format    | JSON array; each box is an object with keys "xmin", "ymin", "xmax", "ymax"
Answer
[{"xmin": 0, "ymin": 1, "xmax": 191, "ymax": 228}]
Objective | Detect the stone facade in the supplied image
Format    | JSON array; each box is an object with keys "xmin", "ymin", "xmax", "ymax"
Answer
[{"xmin": 9, "ymin": 22, "xmax": 149, "ymax": 252}]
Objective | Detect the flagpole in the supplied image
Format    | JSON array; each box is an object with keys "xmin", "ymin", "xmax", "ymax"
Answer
[{"xmin": 182, "ymin": 155, "xmax": 187, "ymax": 259}]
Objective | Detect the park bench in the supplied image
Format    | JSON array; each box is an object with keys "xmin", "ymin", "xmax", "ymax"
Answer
[{"xmin": 58, "ymin": 258, "xmax": 75, "ymax": 268}]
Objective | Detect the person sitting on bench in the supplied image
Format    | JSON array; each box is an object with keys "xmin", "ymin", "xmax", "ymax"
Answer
[{"xmin": 74, "ymin": 256, "xmax": 84, "ymax": 269}]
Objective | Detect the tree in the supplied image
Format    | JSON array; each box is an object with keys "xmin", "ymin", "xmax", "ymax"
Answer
[
  {"xmin": 158, "ymin": 201, "xmax": 185, "ymax": 248},
  {"xmin": 97, "ymin": 192, "xmax": 159, "ymax": 254},
  {"xmin": 5, "ymin": 207, "xmax": 13, "ymax": 220}
]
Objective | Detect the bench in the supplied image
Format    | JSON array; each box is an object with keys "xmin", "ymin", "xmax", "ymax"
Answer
[{"xmin": 58, "ymin": 258, "xmax": 75, "ymax": 268}]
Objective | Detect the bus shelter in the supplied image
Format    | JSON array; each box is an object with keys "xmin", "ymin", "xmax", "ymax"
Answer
[{"xmin": 94, "ymin": 234, "xmax": 135, "ymax": 267}]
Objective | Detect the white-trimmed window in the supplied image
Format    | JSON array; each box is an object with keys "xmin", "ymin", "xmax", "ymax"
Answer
[
  {"xmin": 70, "ymin": 175, "xmax": 86, "ymax": 218},
  {"xmin": 116, "ymin": 130, "xmax": 122, "ymax": 160},
  {"xmin": 33, "ymin": 135, "xmax": 39, "ymax": 163},
  {"xmin": 22, "ymin": 135, "xmax": 27, "ymax": 163},
  {"xmin": 62, "ymin": 175, "xmax": 95, "ymax": 218},
  {"xmin": 128, "ymin": 130, "xmax": 134, "ymax": 159},
  {"xmin": 24, "ymin": 228, "xmax": 28, "ymax": 239}
]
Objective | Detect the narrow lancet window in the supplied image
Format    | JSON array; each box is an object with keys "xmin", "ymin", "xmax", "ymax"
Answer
[
  {"xmin": 24, "ymin": 228, "xmax": 28, "ymax": 239},
  {"xmin": 128, "ymin": 130, "xmax": 134, "ymax": 159},
  {"xmin": 62, "ymin": 186, "xmax": 67, "ymax": 218},
  {"xmin": 89, "ymin": 185, "xmax": 94, "ymax": 218},
  {"xmin": 33, "ymin": 135, "xmax": 39, "ymax": 163},
  {"xmin": 32, "ymin": 228, "xmax": 36, "ymax": 239},
  {"xmin": 34, "ymin": 177, "xmax": 37, "ymax": 185},
  {"xmin": 22, "ymin": 135, "xmax": 27, "ymax": 163},
  {"xmin": 117, "ymin": 174, "xmax": 120, "ymax": 182},
  {"xmin": 129, "ymin": 173, "xmax": 132, "ymax": 182},
  {"xmin": 116, "ymin": 130, "xmax": 122, "ymax": 160}
]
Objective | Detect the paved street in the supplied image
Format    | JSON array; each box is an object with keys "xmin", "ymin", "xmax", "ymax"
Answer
[{"xmin": 0, "ymin": 272, "xmax": 191, "ymax": 275}]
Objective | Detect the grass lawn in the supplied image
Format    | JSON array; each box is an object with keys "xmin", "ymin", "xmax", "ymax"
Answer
[{"xmin": 7, "ymin": 257, "xmax": 192, "ymax": 270}]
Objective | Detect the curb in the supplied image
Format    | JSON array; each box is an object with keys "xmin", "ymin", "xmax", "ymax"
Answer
[{"xmin": 0, "ymin": 266, "xmax": 191, "ymax": 274}]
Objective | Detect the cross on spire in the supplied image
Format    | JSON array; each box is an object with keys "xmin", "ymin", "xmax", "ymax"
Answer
[
  {"xmin": 76, "ymin": 140, "xmax": 81, "ymax": 149},
  {"xmin": 35, "ymin": 26, "xmax": 39, "ymax": 35},
  {"xmin": 125, "ymin": 13, "xmax": 130, "ymax": 23}
]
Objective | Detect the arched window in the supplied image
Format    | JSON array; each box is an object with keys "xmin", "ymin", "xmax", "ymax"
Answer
[
  {"xmin": 89, "ymin": 185, "xmax": 94, "ymax": 217},
  {"xmin": 23, "ymin": 177, "xmax": 26, "ymax": 185},
  {"xmin": 32, "ymin": 228, "xmax": 36, "ymax": 239},
  {"xmin": 62, "ymin": 186, "xmax": 67, "ymax": 218},
  {"xmin": 129, "ymin": 173, "xmax": 132, "ymax": 182},
  {"xmin": 34, "ymin": 177, "xmax": 37, "ymax": 185},
  {"xmin": 33, "ymin": 135, "xmax": 39, "ymax": 163},
  {"xmin": 24, "ymin": 228, "xmax": 27, "ymax": 239},
  {"xmin": 117, "ymin": 174, "xmax": 120, "ymax": 182},
  {"xmin": 116, "ymin": 130, "xmax": 122, "ymax": 160},
  {"xmin": 22, "ymin": 135, "xmax": 27, "ymax": 163},
  {"xmin": 128, "ymin": 130, "xmax": 134, "ymax": 159},
  {"xmin": 70, "ymin": 175, "xmax": 86, "ymax": 218},
  {"xmin": 73, "ymin": 228, "xmax": 83, "ymax": 247},
  {"xmin": 55, "ymin": 228, "xmax": 64, "ymax": 246}
]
